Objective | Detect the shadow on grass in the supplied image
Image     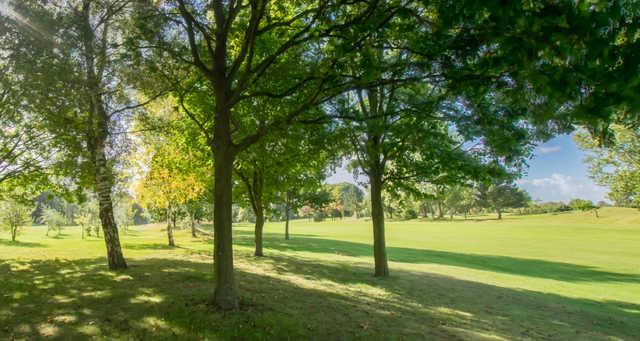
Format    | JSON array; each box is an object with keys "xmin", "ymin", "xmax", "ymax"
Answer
[
  {"xmin": 0, "ymin": 255, "xmax": 638, "ymax": 340},
  {"xmin": 124, "ymin": 243, "xmax": 174, "ymax": 251},
  {"xmin": 232, "ymin": 230, "xmax": 640, "ymax": 284},
  {"xmin": 47, "ymin": 233, "xmax": 71, "ymax": 240},
  {"xmin": 0, "ymin": 239, "xmax": 46, "ymax": 248}
]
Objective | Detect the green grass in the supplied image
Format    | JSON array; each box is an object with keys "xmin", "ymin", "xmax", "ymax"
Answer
[{"xmin": 1, "ymin": 207, "xmax": 639, "ymax": 340}]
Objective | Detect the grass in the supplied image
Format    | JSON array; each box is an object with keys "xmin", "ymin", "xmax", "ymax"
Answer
[{"xmin": 1, "ymin": 207, "xmax": 639, "ymax": 340}]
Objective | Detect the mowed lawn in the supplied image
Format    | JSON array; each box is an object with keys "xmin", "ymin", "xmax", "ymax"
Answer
[{"xmin": 1, "ymin": 208, "xmax": 639, "ymax": 340}]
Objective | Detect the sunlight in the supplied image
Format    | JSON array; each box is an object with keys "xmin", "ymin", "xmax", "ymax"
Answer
[{"xmin": 0, "ymin": 1, "xmax": 47, "ymax": 38}]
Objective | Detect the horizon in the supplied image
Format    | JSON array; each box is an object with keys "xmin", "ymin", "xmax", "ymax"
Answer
[{"xmin": 326, "ymin": 133, "xmax": 608, "ymax": 204}]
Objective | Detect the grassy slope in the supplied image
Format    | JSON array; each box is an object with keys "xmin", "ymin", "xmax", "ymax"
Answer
[{"xmin": 0, "ymin": 207, "xmax": 639, "ymax": 340}]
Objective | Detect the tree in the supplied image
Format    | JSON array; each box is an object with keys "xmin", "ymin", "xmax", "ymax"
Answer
[
  {"xmin": 135, "ymin": 97, "xmax": 210, "ymax": 247},
  {"xmin": 132, "ymin": 0, "xmax": 400, "ymax": 309},
  {"xmin": 0, "ymin": 0, "xmax": 151, "ymax": 270},
  {"xmin": 0, "ymin": 200, "xmax": 31, "ymax": 242},
  {"xmin": 40, "ymin": 208, "xmax": 66, "ymax": 237},
  {"xmin": 569, "ymin": 198, "xmax": 599, "ymax": 218},
  {"xmin": 326, "ymin": 183, "xmax": 364, "ymax": 218},
  {"xmin": 444, "ymin": 185, "xmax": 478, "ymax": 220},
  {"xmin": 114, "ymin": 195, "xmax": 136, "ymax": 234},
  {"xmin": 575, "ymin": 126, "xmax": 640, "ymax": 207},
  {"xmin": 479, "ymin": 183, "xmax": 530, "ymax": 220},
  {"xmin": 137, "ymin": 147, "xmax": 206, "ymax": 247}
]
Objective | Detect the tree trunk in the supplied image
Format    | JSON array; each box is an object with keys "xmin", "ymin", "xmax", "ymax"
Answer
[
  {"xmin": 284, "ymin": 196, "xmax": 290, "ymax": 240},
  {"xmin": 191, "ymin": 213, "xmax": 197, "ymax": 237},
  {"xmin": 167, "ymin": 207, "xmax": 175, "ymax": 247},
  {"xmin": 497, "ymin": 208, "xmax": 502, "ymax": 220},
  {"xmin": 254, "ymin": 207, "xmax": 264, "ymax": 256},
  {"xmin": 11, "ymin": 226, "xmax": 16, "ymax": 242},
  {"xmin": 369, "ymin": 167, "xmax": 389, "ymax": 277},
  {"xmin": 252, "ymin": 171, "xmax": 264, "ymax": 257},
  {"xmin": 212, "ymin": 143, "xmax": 238, "ymax": 310},
  {"xmin": 81, "ymin": 225, "xmax": 85, "ymax": 240},
  {"xmin": 167, "ymin": 221, "xmax": 175, "ymax": 247},
  {"xmin": 95, "ymin": 148, "xmax": 127, "ymax": 270},
  {"xmin": 594, "ymin": 209, "xmax": 599, "ymax": 218}
]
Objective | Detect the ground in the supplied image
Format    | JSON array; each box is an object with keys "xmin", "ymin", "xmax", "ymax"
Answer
[{"xmin": 1, "ymin": 207, "xmax": 639, "ymax": 340}]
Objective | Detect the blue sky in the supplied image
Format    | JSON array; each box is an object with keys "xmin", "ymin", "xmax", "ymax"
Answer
[
  {"xmin": 326, "ymin": 134, "xmax": 608, "ymax": 203},
  {"xmin": 517, "ymin": 134, "xmax": 607, "ymax": 203}
]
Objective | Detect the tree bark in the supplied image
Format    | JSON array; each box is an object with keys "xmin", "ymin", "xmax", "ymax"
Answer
[
  {"xmin": 191, "ymin": 213, "xmax": 197, "ymax": 237},
  {"xmin": 95, "ymin": 148, "xmax": 127, "ymax": 270},
  {"xmin": 497, "ymin": 208, "xmax": 502, "ymax": 220},
  {"xmin": 252, "ymin": 170, "xmax": 265, "ymax": 257},
  {"xmin": 212, "ymin": 142, "xmax": 238, "ymax": 310},
  {"xmin": 254, "ymin": 207, "xmax": 264, "ymax": 256},
  {"xmin": 167, "ymin": 207, "xmax": 175, "ymax": 247},
  {"xmin": 369, "ymin": 167, "xmax": 389, "ymax": 277},
  {"xmin": 284, "ymin": 194, "xmax": 290, "ymax": 240}
]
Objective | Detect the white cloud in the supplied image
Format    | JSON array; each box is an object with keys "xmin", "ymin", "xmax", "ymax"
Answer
[
  {"xmin": 518, "ymin": 173, "xmax": 607, "ymax": 203},
  {"xmin": 536, "ymin": 145, "xmax": 561, "ymax": 155}
]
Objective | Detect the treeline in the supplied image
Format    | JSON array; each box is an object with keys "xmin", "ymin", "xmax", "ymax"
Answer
[{"xmin": 0, "ymin": 191, "xmax": 147, "ymax": 241}]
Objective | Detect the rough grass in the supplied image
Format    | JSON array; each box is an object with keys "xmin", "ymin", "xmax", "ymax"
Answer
[{"xmin": 1, "ymin": 207, "xmax": 639, "ymax": 340}]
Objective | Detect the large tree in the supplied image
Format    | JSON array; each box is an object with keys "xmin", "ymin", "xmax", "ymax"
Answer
[
  {"xmin": 0, "ymin": 0, "xmax": 155, "ymax": 269},
  {"xmin": 132, "ymin": 0, "xmax": 396, "ymax": 309}
]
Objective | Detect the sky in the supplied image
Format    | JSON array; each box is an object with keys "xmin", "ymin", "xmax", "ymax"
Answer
[{"xmin": 326, "ymin": 134, "xmax": 608, "ymax": 203}]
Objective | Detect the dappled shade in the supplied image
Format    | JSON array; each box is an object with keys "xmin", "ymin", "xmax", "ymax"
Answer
[{"xmin": 1, "ymin": 254, "xmax": 638, "ymax": 340}]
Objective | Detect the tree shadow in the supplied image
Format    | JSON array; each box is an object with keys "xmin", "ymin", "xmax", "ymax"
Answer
[
  {"xmin": 0, "ymin": 239, "xmax": 46, "ymax": 248},
  {"xmin": 233, "ymin": 231, "xmax": 640, "ymax": 284},
  {"xmin": 0, "ymin": 256, "xmax": 638, "ymax": 340},
  {"xmin": 48, "ymin": 233, "xmax": 71, "ymax": 239},
  {"xmin": 124, "ymin": 243, "xmax": 174, "ymax": 250}
]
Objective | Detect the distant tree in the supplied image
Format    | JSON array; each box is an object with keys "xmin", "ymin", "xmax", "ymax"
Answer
[
  {"xmin": 184, "ymin": 199, "xmax": 208, "ymax": 238},
  {"xmin": 135, "ymin": 98, "xmax": 209, "ymax": 247},
  {"xmin": 114, "ymin": 197, "xmax": 136, "ymax": 234},
  {"xmin": 569, "ymin": 198, "xmax": 599, "ymax": 218},
  {"xmin": 300, "ymin": 205, "xmax": 313, "ymax": 222},
  {"xmin": 40, "ymin": 208, "xmax": 66, "ymax": 237},
  {"xmin": 304, "ymin": 189, "xmax": 333, "ymax": 220},
  {"xmin": 444, "ymin": 186, "xmax": 478, "ymax": 220},
  {"xmin": 137, "ymin": 152, "xmax": 205, "ymax": 247},
  {"xmin": 75, "ymin": 211, "xmax": 91, "ymax": 240},
  {"xmin": 479, "ymin": 183, "xmax": 531, "ymax": 220},
  {"xmin": 0, "ymin": 200, "xmax": 31, "ymax": 242},
  {"xmin": 326, "ymin": 183, "xmax": 364, "ymax": 219}
]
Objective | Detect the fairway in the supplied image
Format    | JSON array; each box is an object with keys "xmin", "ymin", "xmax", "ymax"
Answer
[{"xmin": 1, "ymin": 208, "xmax": 639, "ymax": 340}]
